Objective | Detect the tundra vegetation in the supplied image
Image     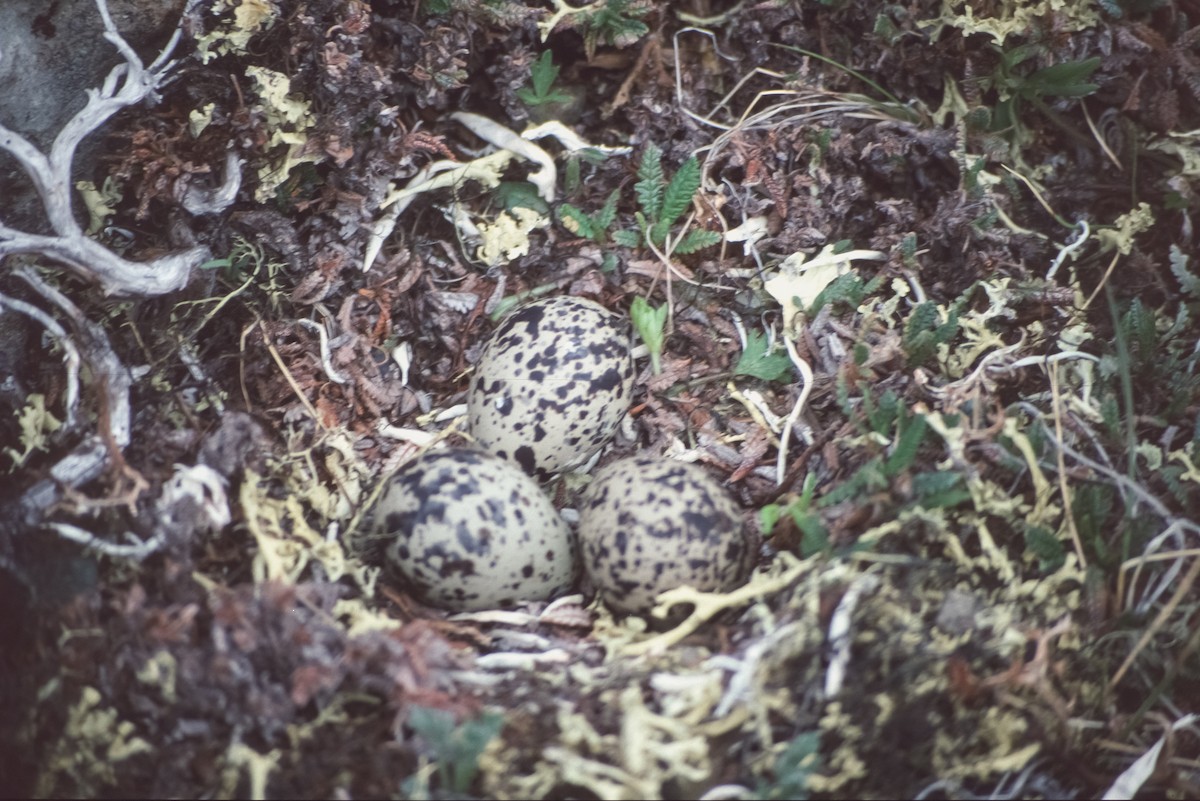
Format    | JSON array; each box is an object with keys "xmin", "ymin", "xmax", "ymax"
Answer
[{"xmin": 1, "ymin": 0, "xmax": 1198, "ymax": 797}]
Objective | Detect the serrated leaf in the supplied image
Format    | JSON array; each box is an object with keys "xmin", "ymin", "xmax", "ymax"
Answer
[
  {"xmin": 612, "ymin": 229, "xmax": 640, "ymax": 247},
  {"xmin": 594, "ymin": 189, "xmax": 620, "ymax": 232},
  {"xmin": 1170, "ymin": 244, "xmax": 1200, "ymax": 298},
  {"xmin": 885, "ymin": 412, "xmax": 927, "ymax": 475},
  {"xmin": 809, "ymin": 272, "xmax": 866, "ymax": 314},
  {"xmin": 673, "ymin": 228, "xmax": 722, "ymax": 254},
  {"xmin": 734, "ymin": 331, "xmax": 793, "ymax": 382},
  {"xmin": 659, "ymin": 155, "xmax": 701, "ymax": 228},
  {"xmin": 910, "ymin": 470, "xmax": 971, "ymax": 509},
  {"xmin": 1024, "ymin": 524, "xmax": 1065, "ymax": 572},
  {"xmin": 558, "ymin": 204, "xmax": 595, "ymax": 239},
  {"xmin": 635, "ymin": 143, "xmax": 664, "ymax": 220},
  {"xmin": 648, "ymin": 218, "xmax": 670, "ymax": 247}
]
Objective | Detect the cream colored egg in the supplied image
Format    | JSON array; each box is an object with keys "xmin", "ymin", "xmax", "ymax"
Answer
[
  {"xmin": 579, "ymin": 455, "xmax": 748, "ymax": 617},
  {"xmin": 367, "ymin": 448, "xmax": 577, "ymax": 611},
  {"xmin": 468, "ymin": 296, "xmax": 634, "ymax": 481}
]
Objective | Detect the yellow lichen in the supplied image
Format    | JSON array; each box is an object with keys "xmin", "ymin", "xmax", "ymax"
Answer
[{"xmin": 36, "ymin": 687, "xmax": 153, "ymax": 796}]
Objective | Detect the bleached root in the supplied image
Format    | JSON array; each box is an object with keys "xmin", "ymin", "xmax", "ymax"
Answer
[
  {"xmin": 0, "ymin": 0, "xmax": 228, "ymax": 296},
  {"xmin": 0, "ymin": 1, "xmax": 236, "ymax": 540}
]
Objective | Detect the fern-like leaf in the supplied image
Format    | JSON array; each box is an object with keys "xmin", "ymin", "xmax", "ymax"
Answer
[
  {"xmin": 673, "ymin": 228, "xmax": 721, "ymax": 254},
  {"xmin": 885, "ymin": 412, "xmax": 928, "ymax": 474},
  {"xmin": 558, "ymin": 204, "xmax": 595, "ymax": 240},
  {"xmin": 594, "ymin": 188, "xmax": 620, "ymax": 232},
  {"xmin": 612, "ymin": 229, "xmax": 640, "ymax": 248},
  {"xmin": 659, "ymin": 155, "xmax": 701, "ymax": 228},
  {"xmin": 635, "ymin": 143, "xmax": 664, "ymax": 220},
  {"xmin": 1170, "ymin": 244, "xmax": 1200, "ymax": 298}
]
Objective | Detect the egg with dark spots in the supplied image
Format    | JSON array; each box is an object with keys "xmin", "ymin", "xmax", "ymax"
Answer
[
  {"xmin": 468, "ymin": 296, "xmax": 634, "ymax": 482},
  {"xmin": 578, "ymin": 455, "xmax": 749, "ymax": 617},
  {"xmin": 366, "ymin": 448, "xmax": 577, "ymax": 611}
]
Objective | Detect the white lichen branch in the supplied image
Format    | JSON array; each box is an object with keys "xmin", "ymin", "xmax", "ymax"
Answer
[
  {"xmin": 0, "ymin": 0, "xmax": 214, "ymax": 296},
  {"xmin": 0, "ymin": 291, "xmax": 82, "ymax": 431},
  {"xmin": 13, "ymin": 267, "xmax": 134, "ymax": 527}
]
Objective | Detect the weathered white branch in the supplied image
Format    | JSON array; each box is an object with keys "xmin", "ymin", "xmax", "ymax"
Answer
[
  {"xmin": 0, "ymin": 290, "xmax": 82, "ymax": 430},
  {"xmin": 14, "ymin": 266, "xmax": 133, "ymax": 528},
  {"xmin": 0, "ymin": 0, "xmax": 216, "ymax": 296}
]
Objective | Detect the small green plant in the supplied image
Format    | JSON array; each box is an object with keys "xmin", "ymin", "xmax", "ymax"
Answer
[
  {"xmin": 540, "ymin": 0, "xmax": 650, "ymax": 58},
  {"xmin": 562, "ymin": 147, "xmax": 607, "ymax": 195},
  {"xmin": 516, "ymin": 51, "xmax": 573, "ymax": 107},
  {"xmin": 822, "ymin": 387, "xmax": 955, "ymax": 512},
  {"xmin": 756, "ymin": 730, "xmax": 822, "ymax": 800},
  {"xmin": 974, "ymin": 44, "xmax": 1100, "ymax": 143},
  {"xmin": 190, "ymin": 236, "xmax": 286, "ymax": 320},
  {"xmin": 612, "ymin": 143, "xmax": 721, "ymax": 255},
  {"xmin": 404, "ymin": 705, "xmax": 504, "ymax": 797},
  {"xmin": 1023, "ymin": 523, "xmax": 1066, "ymax": 572},
  {"xmin": 559, "ymin": 188, "xmax": 619, "ymax": 244},
  {"xmin": 630, "ymin": 295, "xmax": 668, "ymax": 374},
  {"xmin": 761, "ymin": 474, "xmax": 828, "ymax": 557},
  {"xmin": 494, "ymin": 181, "xmax": 550, "ymax": 215},
  {"xmin": 902, "ymin": 300, "xmax": 959, "ymax": 368},
  {"xmin": 808, "ymin": 271, "xmax": 885, "ymax": 316},
  {"xmin": 734, "ymin": 331, "xmax": 794, "ymax": 382}
]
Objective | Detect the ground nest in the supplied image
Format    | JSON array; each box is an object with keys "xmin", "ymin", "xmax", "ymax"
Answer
[{"xmin": 2, "ymin": 0, "xmax": 1199, "ymax": 798}]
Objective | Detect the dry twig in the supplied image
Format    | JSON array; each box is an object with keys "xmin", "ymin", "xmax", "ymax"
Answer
[{"xmin": 0, "ymin": 0, "xmax": 223, "ymax": 296}]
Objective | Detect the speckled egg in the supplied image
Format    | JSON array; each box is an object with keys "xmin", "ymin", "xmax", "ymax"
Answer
[
  {"xmin": 468, "ymin": 296, "xmax": 634, "ymax": 481},
  {"xmin": 366, "ymin": 447, "xmax": 577, "ymax": 611},
  {"xmin": 578, "ymin": 455, "xmax": 749, "ymax": 617}
]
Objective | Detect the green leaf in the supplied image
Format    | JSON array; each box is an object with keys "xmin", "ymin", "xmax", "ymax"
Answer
[
  {"xmin": 558, "ymin": 204, "xmax": 596, "ymax": 239},
  {"xmin": 910, "ymin": 470, "xmax": 970, "ymax": 509},
  {"xmin": 407, "ymin": 706, "xmax": 504, "ymax": 794},
  {"xmin": 884, "ymin": 411, "xmax": 927, "ymax": 475},
  {"xmin": 530, "ymin": 50, "xmax": 559, "ymax": 96},
  {"xmin": 809, "ymin": 272, "xmax": 867, "ymax": 315},
  {"xmin": 1001, "ymin": 42, "xmax": 1042, "ymax": 72},
  {"xmin": 1169, "ymin": 244, "xmax": 1200, "ymax": 299},
  {"xmin": 734, "ymin": 330, "xmax": 794, "ymax": 382},
  {"xmin": 795, "ymin": 511, "xmax": 830, "ymax": 557},
  {"xmin": 1024, "ymin": 57, "xmax": 1101, "ymax": 98},
  {"xmin": 558, "ymin": 190, "xmax": 619, "ymax": 243},
  {"xmin": 594, "ymin": 188, "xmax": 620, "ymax": 233},
  {"xmin": 648, "ymin": 217, "xmax": 670, "ymax": 247},
  {"xmin": 517, "ymin": 51, "xmax": 573, "ymax": 106},
  {"xmin": 864, "ymin": 387, "xmax": 901, "ymax": 436},
  {"xmin": 761, "ymin": 730, "xmax": 821, "ymax": 800},
  {"xmin": 673, "ymin": 228, "xmax": 721, "ymax": 254},
  {"xmin": 630, "ymin": 295, "xmax": 668, "ymax": 374},
  {"xmin": 495, "ymin": 181, "xmax": 549, "ymax": 214},
  {"xmin": 612, "ymin": 229, "xmax": 641, "ymax": 248},
  {"xmin": 903, "ymin": 301, "xmax": 957, "ymax": 367},
  {"xmin": 760, "ymin": 503, "xmax": 783, "ymax": 536},
  {"xmin": 582, "ymin": 0, "xmax": 650, "ymax": 56},
  {"xmin": 1024, "ymin": 524, "xmax": 1065, "ymax": 572},
  {"xmin": 659, "ymin": 155, "xmax": 701, "ymax": 228},
  {"xmin": 635, "ymin": 143, "xmax": 664, "ymax": 220}
]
